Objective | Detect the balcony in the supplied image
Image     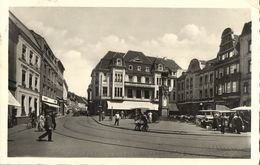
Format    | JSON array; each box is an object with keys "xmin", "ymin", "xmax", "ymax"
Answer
[{"xmin": 124, "ymin": 81, "xmax": 155, "ymax": 88}]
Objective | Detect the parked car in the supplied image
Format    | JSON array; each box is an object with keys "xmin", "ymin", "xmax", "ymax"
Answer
[{"xmin": 195, "ymin": 110, "xmax": 216, "ymax": 128}]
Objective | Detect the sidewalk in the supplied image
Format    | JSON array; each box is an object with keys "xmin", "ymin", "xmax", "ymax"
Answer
[{"xmin": 92, "ymin": 116, "xmax": 251, "ymax": 137}]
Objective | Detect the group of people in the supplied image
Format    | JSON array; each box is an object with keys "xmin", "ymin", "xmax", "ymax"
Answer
[
  {"xmin": 212, "ymin": 112, "xmax": 244, "ymax": 134},
  {"xmin": 34, "ymin": 111, "xmax": 57, "ymax": 142}
]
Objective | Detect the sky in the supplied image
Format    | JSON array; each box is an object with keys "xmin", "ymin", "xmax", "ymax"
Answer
[{"xmin": 10, "ymin": 8, "xmax": 250, "ymax": 97}]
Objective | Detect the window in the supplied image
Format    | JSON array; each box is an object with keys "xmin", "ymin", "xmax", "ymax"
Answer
[
  {"xmin": 29, "ymin": 74, "xmax": 33, "ymax": 89},
  {"xmin": 115, "ymin": 73, "xmax": 123, "ymax": 82},
  {"xmin": 173, "ymin": 80, "xmax": 176, "ymax": 87},
  {"xmin": 136, "ymin": 90, "xmax": 141, "ymax": 98},
  {"xmin": 145, "ymin": 77, "xmax": 149, "ymax": 84},
  {"xmin": 29, "ymin": 51, "xmax": 33, "ymax": 65},
  {"xmin": 168, "ymin": 79, "xmax": 171, "ymax": 87},
  {"xmin": 22, "ymin": 70, "xmax": 26, "ymax": 87},
  {"xmin": 199, "ymin": 90, "xmax": 202, "ymax": 98},
  {"xmin": 243, "ymin": 82, "xmax": 249, "ymax": 94},
  {"xmin": 230, "ymin": 63, "xmax": 239, "ymax": 74},
  {"xmin": 129, "ymin": 65, "xmax": 133, "ymax": 70},
  {"xmin": 226, "ymin": 66, "xmax": 230, "ymax": 75},
  {"xmin": 156, "ymin": 90, "xmax": 159, "ymax": 99},
  {"xmin": 103, "ymin": 87, "xmax": 107, "ymax": 97},
  {"xmin": 137, "ymin": 66, "xmax": 141, "ymax": 71},
  {"xmin": 232, "ymin": 81, "xmax": 238, "ymax": 92},
  {"xmin": 144, "ymin": 90, "xmax": 150, "ymax": 99},
  {"xmin": 218, "ymin": 84, "xmax": 223, "ymax": 95},
  {"xmin": 209, "ymin": 88, "xmax": 213, "ymax": 97},
  {"xmin": 95, "ymin": 87, "xmax": 99, "ymax": 97},
  {"xmin": 114, "ymin": 87, "xmax": 122, "ymax": 97},
  {"xmin": 226, "ymin": 82, "xmax": 231, "ymax": 93},
  {"xmin": 205, "ymin": 89, "xmax": 208, "ymax": 98},
  {"xmin": 158, "ymin": 64, "xmax": 163, "ymax": 71},
  {"xmin": 190, "ymin": 78, "xmax": 193, "ymax": 88},
  {"xmin": 128, "ymin": 75, "xmax": 133, "ymax": 82},
  {"xmin": 127, "ymin": 89, "xmax": 133, "ymax": 98},
  {"xmin": 199, "ymin": 77, "xmax": 203, "ymax": 86},
  {"xmin": 229, "ymin": 51, "xmax": 234, "ymax": 57},
  {"xmin": 137, "ymin": 76, "xmax": 141, "ymax": 83},
  {"xmin": 21, "ymin": 95, "xmax": 25, "ymax": 116},
  {"xmin": 116, "ymin": 58, "xmax": 122, "ymax": 66},
  {"xmin": 28, "ymin": 97, "xmax": 32, "ymax": 114},
  {"xmin": 34, "ymin": 98, "xmax": 37, "ymax": 112},
  {"xmin": 35, "ymin": 77, "xmax": 38, "ymax": 91},
  {"xmin": 35, "ymin": 56, "xmax": 39, "ymax": 67},
  {"xmin": 145, "ymin": 67, "xmax": 150, "ymax": 72},
  {"xmin": 209, "ymin": 74, "xmax": 213, "ymax": 83},
  {"xmin": 248, "ymin": 60, "xmax": 251, "ymax": 73},
  {"xmin": 248, "ymin": 40, "xmax": 251, "ymax": 52},
  {"xmin": 173, "ymin": 92, "xmax": 176, "ymax": 101},
  {"xmin": 205, "ymin": 75, "xmax": 208, "ymax": 84},
  {"xmin": 22, "ymin": 44, "xmax": 26, "ymax": 60}
]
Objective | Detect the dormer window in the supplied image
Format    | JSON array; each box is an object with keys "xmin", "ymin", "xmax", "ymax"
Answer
[
  {"xmin": 158, "ymin": 64, "xmax": 163, "ymax": 71},
  {"xmin": 145, "ymin": 67, "xmax": 150, "ymax": 72},
  {"xmin": 116, "ymin": 58, "xmax": 122, "ymax": 66},
  {"xmin": 137, "ymin": 66, "xmax": 141, "ymax": 71},
  {"xmin": 129, "ymin": 65, "xmax": 133, "ymax": 70}
]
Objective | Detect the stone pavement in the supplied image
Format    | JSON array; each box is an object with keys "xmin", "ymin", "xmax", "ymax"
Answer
[{"xmin": 92, "ymin": 116, "xmax": 251, "ymax": 137}]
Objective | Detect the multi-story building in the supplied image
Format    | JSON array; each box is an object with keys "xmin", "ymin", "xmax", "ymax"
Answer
[
  {"xmin": 9, "ymin": 12, "xmax": 42, "ymax": 124},
  {"xmin": 89, "ymin": 50, "xmax": 181, "ymax": 115},
  {"xmin": 32, "ymin": 30, "xmax": 65, "ymax": 115},
  {"xmin": 63, "ymin": 79, "xmax": 69, "ymax": 115},
  {"xmin": 239, "ymin": 22, "xmax": 251, "ymax": 106},
  {"xmin": 214, "ymin": 28, "xmax": 241, "ymax": 108}
]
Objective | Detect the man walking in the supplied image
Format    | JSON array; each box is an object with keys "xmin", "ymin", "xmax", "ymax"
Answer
[
  {"xmin": 38, "ymin": 113, "xmax": 53, "ymax": 142},
  {"xmin": 114, "ymin": 112, "xmax": 120, "ymax": 126}
]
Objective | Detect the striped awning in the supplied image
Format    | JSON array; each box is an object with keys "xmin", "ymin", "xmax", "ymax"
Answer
[
  {"xmin": 8, "ymin": 91, "xmax": 20, "ymax": 107},
  {"xmin": 107, "ymin": 101, "xmax": 158, "ymax": 110}
]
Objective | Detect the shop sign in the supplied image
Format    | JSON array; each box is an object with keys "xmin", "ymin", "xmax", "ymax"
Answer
[{"xmin": 42, "ymin": 96, "xmax": 58, "ymax": 104}]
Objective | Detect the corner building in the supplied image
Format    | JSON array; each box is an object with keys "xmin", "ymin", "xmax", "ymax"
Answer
[{"xmin": 89, "ymin": 50, "xmax": 181, "ymax": 115}]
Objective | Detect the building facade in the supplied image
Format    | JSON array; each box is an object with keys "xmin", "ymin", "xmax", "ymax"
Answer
[
  {"xmin": 239, "ymin": 22, "xmax": 251, "ymax": 106},
  {"xmin": 32, "ymin": 31, "xmax": 65, "ymax": 115},
  {"xmin": 89, "ymin": 50, "xmax": 181, "ymax": 115},
  {"xmin": 9, "ymin": 12, "xmax": 42, "ymax": 123}
]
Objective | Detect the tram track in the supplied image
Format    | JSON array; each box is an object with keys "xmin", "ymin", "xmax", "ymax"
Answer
[{"xmin": 53, "ymin": 116, "xmax": 250, "ymax": 158}]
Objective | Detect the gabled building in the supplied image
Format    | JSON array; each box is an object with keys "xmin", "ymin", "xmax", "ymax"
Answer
[
  {"xmin": 89, "ymin": 50, "xmax": 182, "ymax": 115},
  {"xmin": 9, "ymin": 12, "xmax": 42, "ymax": 124},
  {"xmin": 214, "ymin": 28, "xmax": 241, "ymax": 108}
]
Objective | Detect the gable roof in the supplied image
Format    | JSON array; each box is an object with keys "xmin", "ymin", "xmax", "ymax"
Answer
[
  {"xmin": 124, "ymin": 50, "xmax": 153, "ymax": 65},
  {"xmin": 9, "ymin": 11, "xmax": 40, "ymax": 51}
]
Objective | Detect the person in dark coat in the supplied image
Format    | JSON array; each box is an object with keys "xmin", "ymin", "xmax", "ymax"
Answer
[
  {"xmin": 38, "ymin": 113, "xmax": 53, "ymax": 141},
  {"xmin": 51, "ymin": 113, "xmax": 56, "ymax": 130},
  {"xmin": 220, "ymin": 114, "xmax": 226, "ymax": 134},
  {"xmin": 235, "ymin": 113, "xmax": 244, "ymax": 134}
]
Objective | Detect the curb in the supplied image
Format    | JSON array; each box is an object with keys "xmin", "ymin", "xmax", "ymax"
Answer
[{"xmin": 92, "ymin": 117, "xmax": 251, "ymax": 137}]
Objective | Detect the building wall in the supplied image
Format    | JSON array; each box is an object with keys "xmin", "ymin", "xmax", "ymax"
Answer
[
  {"xmin": 15, "ymin": 35, "xmax": 41, "ymax": 120},
  {"xmin": 239, "ymin": 31, "xmax": 251, "ymax": 106}
]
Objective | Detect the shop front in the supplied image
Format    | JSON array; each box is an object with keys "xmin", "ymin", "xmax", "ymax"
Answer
[{"xmin": 41, "ymin": 96, "xmax": 60, "ymax": 114}]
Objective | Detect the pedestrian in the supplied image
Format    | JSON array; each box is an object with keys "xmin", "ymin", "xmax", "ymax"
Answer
[
  {"xmin": 220, "ymin": 114, "xmax": 225, "ymax": 134},
  {"xmin": 38, "ymin": 113, "xmax": 53, "ymax": 142},
  {"xmin": 38, "ymin": 113, "xmax": 45, "ymax": 131},
  {"xmin": 102, "ymin": 111, "xmax": 105, "ymax": 121},
  {"xmin": 212, "ymin": 114, "xmax": 219, "ymax": 131},
  {"xmin": 30, "ymin": 111, "xmax": 36, "ymax": 128},
  {"xmin": 141, "ymin": 113, "xmax": 149, "ymax": 131},
  {"xmin": 148, "ymin": 111, "xmax": 153, "ymax": 123},
  {"xmin": 51, "ymin": 112, "xmax": 56, "ymax": 130},
  {"xmin": 120, "ymin": 111, "xmax": 124, "ymax": 119},
  {"xmin": 114, "ymin": 112, "xmax": 120, "ymax": 126},
  {"xmin": 235, "ymin": 113, "xmax": 244, "ymax": 134}
]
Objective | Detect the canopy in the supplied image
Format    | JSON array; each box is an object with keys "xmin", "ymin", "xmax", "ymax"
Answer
[
  {"xmin": 168, "ymin": 103, "xmax": 179, "ymax": 112},
  {"xmin": 8, "ymin": 91, "xmax": 21, "ymax": 107},
  {"xmin": 107, "ymin": 101, "xmax": 158, "ymax": 110},
  {"xmin": 43, "ymin": 102, "xmax": 60, "ymax": 108},
  {"xmin": 231, "ymin": 106, "xmax": 251, "ymax": 111},
  {"xmin": 216, "ymin": 104, "xmax": 230, "ymax": 110}
]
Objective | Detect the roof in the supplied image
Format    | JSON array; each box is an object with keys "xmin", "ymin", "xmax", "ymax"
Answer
[
  {"xmin": 124, "ymin": 50, "xmax": 153, "ymax": 65},
  {"xmin": 9, "ymin": 12, "xmax": 40, "ymax": 51},
  {"xmin": 241, "ymin": 21, "xmax": 251, "ymax": 36}
]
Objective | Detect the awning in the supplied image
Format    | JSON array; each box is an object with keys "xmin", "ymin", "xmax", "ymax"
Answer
[
  {"xmin": 231, "ymin": 106, "xmax": 251, "ymax": 111},
  {"xmin": 107, "ymin": 101, "xmax": 158, "ymax": 110},
  {"xmin": 8, "ymin": 91, "xmax": 20, "ymax": 107},
  {"xmin": 43, "ymin": 102, "xmax": 60, "ymax": 108},
  {"xmin": 216, "ymin": 104, "xmax": 230, "ymax": 110},
  {"xmin": 168, "ymin": 103, "xmax": 179, "ymax": 112}
]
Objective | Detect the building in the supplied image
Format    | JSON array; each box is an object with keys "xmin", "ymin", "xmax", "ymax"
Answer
[
  {"xmin": 214, "ymin": 28, "xmax": 241, "ymax": 108},
  {"xmin": 239, "ymin": 22, "xmax": 251, "ymax": 106},
  {"xmin": 89, "ymin": 50, "xmax": 181, "ymax": 115},
  {"xmin": 32, "ymin": 31, "xmax": 65, "ymax": 115},
  {"xmin": 63, "ymin": 79, "xmax": 69, "ymax": 115},
  {"xmin": 9, "ymin": 12, "xmax": 42, "ymax": 124}
]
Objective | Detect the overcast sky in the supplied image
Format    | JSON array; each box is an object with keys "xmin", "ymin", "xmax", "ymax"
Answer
[{"xmin": 10, "ymin": 8, "xmax": 250, "ymax": 97}]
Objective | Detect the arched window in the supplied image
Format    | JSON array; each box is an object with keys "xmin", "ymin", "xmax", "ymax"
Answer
[{"xmin": 116, "ymin": 58, "xmax": 122, "ymax": 66}]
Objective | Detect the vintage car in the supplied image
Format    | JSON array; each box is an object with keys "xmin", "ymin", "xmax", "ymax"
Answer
[{"xmin": 195, "ymin": 110, "xmax": 216, "ymax": 128}]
